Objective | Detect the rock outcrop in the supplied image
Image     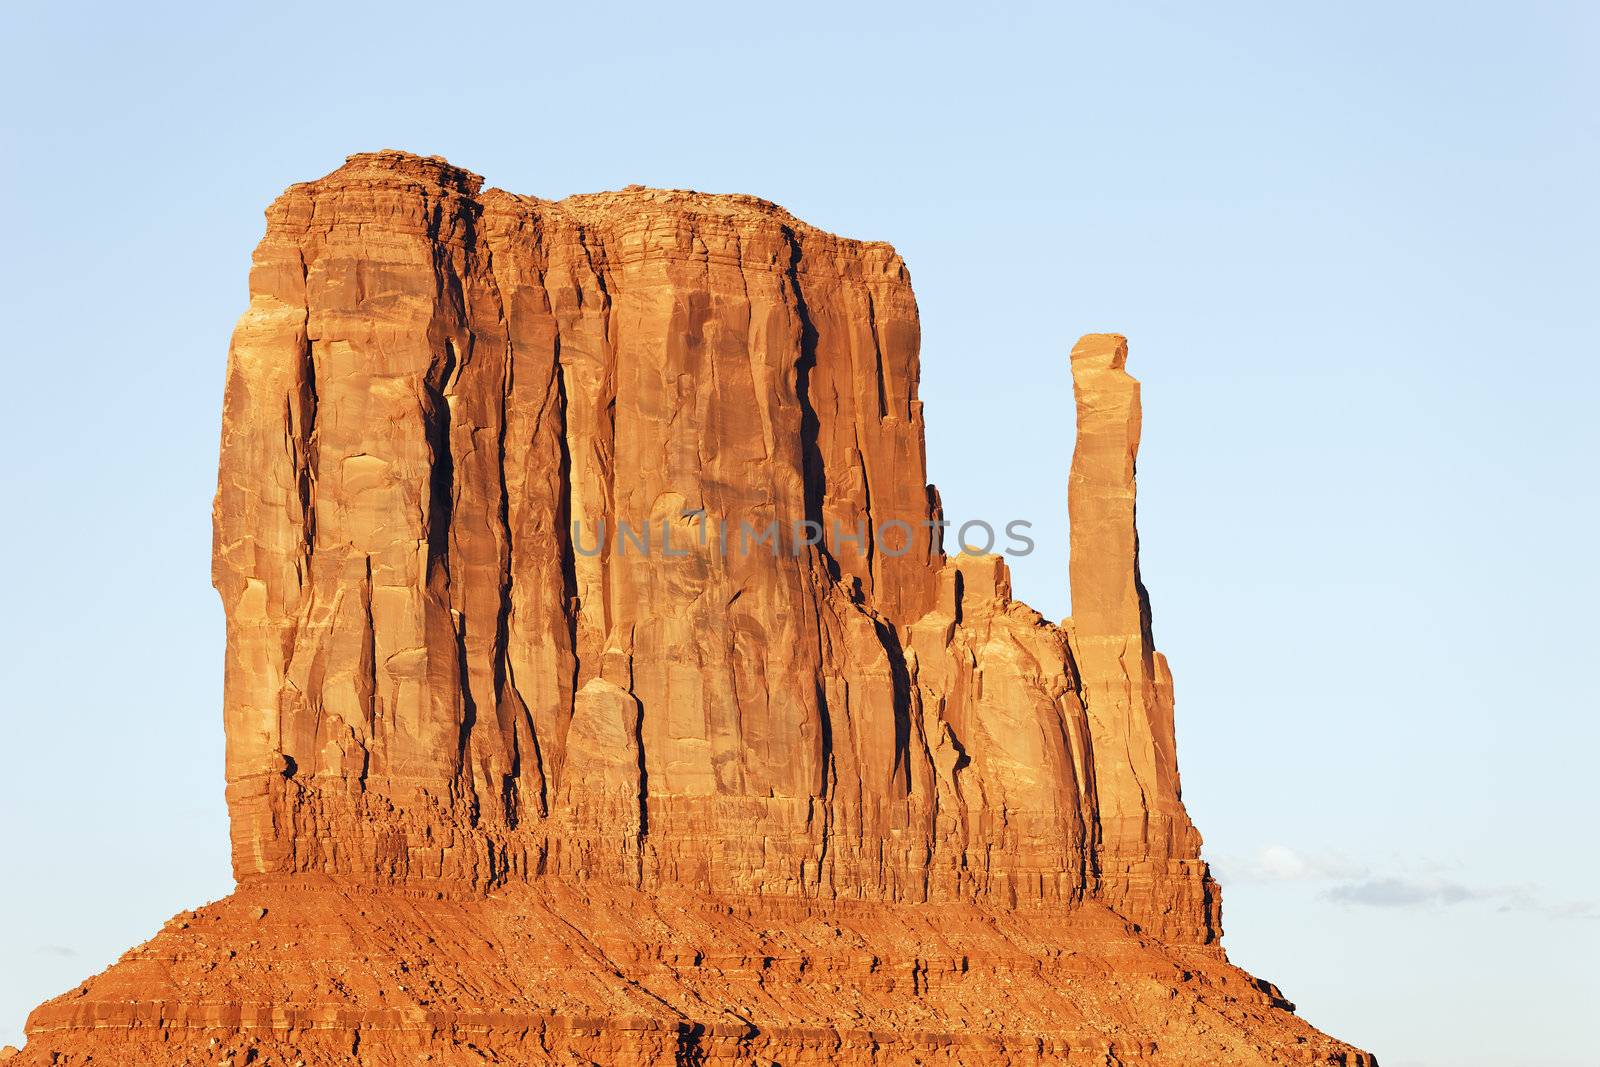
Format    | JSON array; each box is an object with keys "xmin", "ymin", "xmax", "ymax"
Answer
[{"xmin": 17, "ymin": 152, "xmax": 1372, "ymax": 1066}]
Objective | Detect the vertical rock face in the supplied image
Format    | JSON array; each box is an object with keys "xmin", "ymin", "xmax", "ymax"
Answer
[
  {"xmin": 214, "ymin": 152, "xmax": 951, "ymax": 899},
  {"xmin": 19, "ymin": 153, "xmax": 1371, "ymax": 1067}
]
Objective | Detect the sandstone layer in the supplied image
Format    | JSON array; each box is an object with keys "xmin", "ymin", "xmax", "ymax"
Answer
[{"xmin": 18, "ymin": 152, "xmax": 1371, "ymax": 1066}]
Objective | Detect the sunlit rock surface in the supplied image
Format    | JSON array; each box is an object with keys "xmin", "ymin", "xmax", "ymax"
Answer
[{"xmin": 19, "ymin": 152, "xmax": 1371, "ymax": 1066}]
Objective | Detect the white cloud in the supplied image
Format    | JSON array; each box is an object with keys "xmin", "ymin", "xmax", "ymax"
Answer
[{"xmin": 1214, "ymin": 844, "xmax": 1365, "ymax": 884}]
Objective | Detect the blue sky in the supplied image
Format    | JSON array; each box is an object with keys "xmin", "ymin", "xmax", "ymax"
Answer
[{"xmin": 1, "ymin": 3, "xmax": 1596, "ymax": 1064}]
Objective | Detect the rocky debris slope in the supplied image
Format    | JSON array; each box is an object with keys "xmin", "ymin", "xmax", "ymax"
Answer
[{"xmin": 17, "ymin": 152, "xmax": 1372, "ymax": 1066}]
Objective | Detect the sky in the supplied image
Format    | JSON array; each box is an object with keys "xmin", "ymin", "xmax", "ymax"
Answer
[{"xmin": 1, "ymin": 2, "xmax": 1596, "ymax": 1063}]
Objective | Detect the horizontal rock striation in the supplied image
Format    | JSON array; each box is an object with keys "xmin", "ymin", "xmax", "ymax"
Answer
[
  {"xmin": 23, "ymin": 881, "xmax": 1354, "ymax": 1067},
  {"xmin": 16, "ymin": 151, "xmax": 1371, "ymax": 1066}
]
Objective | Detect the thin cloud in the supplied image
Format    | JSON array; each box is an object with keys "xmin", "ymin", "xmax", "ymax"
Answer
[
  {"xmin": 36, "ymin": 945, "xmax": 77, "ymax": 957},
  {"xmin": 1492, "ymin": 891, "xmax": 1598, "ymax": 920},
  {"xmin": 1325, "ymin": 877, "xmax": 1485, "ymax": 907},
  {"xmin": 1216, "ymin": 845, "xmax": 1597, "ymax": 919}
]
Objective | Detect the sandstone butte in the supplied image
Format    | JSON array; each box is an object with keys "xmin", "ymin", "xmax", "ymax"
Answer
[{"xmin": 11, "ymin": 152, "xmax": 1374, "ymax": 1067}]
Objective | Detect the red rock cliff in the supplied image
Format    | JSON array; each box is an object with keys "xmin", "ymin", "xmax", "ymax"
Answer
[
  {"xmin": 15, "ymin": 152, "xmax": 1370, "ymax": 1067},
  {"xmin": 212, "ymin": 152, "xmax": 1211, "ymax": 935}
]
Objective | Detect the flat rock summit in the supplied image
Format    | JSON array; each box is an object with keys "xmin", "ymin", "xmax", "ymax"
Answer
[{"xmin": 15, "ymin": 152, "xmax": 1372, "ymax": 1065}]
